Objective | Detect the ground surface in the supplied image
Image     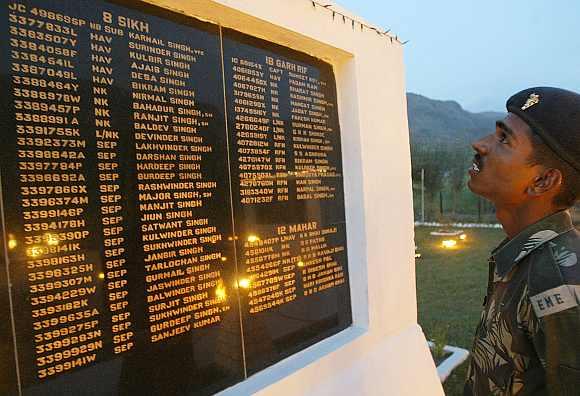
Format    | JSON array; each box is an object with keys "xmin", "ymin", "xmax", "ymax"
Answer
[{"xmin": 415, "ymin": 226, "xmax": 505, "ymax": 396}]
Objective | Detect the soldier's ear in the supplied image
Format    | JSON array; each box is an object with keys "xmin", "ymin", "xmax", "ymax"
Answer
[{"xmin": 528, "ymin": 168, "xmax": 563, "ymax": 196}]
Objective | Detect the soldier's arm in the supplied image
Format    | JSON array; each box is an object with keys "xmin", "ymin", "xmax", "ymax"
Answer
[
  {"xmin": 528, "ymin": 242, "xmax": 580, "ymax": 394},
  {"xmin": 530, "ymin": 304, "xmax": 580, "ymax": 394}
]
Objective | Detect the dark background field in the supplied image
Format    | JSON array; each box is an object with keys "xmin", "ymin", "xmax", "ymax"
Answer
[{"xmin": 415, "ymin": 226, "xmax": 505, "ymax": 395}]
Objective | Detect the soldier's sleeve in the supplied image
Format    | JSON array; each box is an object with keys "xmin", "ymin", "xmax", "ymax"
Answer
[{"xmin": 527, "ymin": 239, "xmax": 580, "ymax": 395}]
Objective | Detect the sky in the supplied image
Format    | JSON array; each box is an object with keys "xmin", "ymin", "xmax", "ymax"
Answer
[{"xmin": 335, "ymin": 0, "xmax": 580, "ymax": 113}]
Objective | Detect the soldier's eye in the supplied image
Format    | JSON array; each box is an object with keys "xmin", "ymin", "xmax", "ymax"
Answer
[{"xmin": 498, "ymin": 132, "xmax": 508, "ymax": 144}]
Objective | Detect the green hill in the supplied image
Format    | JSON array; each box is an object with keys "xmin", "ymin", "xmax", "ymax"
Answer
[{"xmin": 407, "ymin": 92, "xmax": 504, "ymax": 147}]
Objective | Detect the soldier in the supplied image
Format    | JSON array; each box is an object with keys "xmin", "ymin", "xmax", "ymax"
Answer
[{"xmin": 464, "ymin": 87, "xmax": 580, "ymax": 395}]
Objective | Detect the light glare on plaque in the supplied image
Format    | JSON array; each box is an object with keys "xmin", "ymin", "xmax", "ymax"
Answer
[
  {"xmin": 45, "ymin": 233, "xmax": 59, "ymax": 246},
  {"xmin": 247, "ymin": 235, "xmax": 260, "ymax": 243},
  {"xmin": 442, "ymin": 240, "xmax": 457, "ymax": 249},
  {"xmin": 221, "ymin": 256, "xmax": 227, "ymax": 261},
  {"xmin": 237, "ymin": 278, "xmax": 251, "ymax": 289},
  {"xmin": 8, "ymin": 234, "xmax": 17, "ymax": 250},
  {"xmin": 459, "ymin": 234, "xmax": 467, "ymax": 241},
  {"xmin": 98, "ymin": 273, "xmax": 105, "ymax": 280},
  {"xmin": 27, "ymin": 246, "xmax": 43, "ymax": 257},
  {"xmin": 215, "ymin": 284, "xmax": 227, "ymax": 300},
  {"xmin": 297, "ymin": 261, "xmax": 304, "ymax": 267}
]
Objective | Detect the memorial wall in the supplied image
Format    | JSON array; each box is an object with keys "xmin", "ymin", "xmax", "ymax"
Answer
[{"xmin": 0, "ymin": 0, "xmax": 351, "ymax": 394}]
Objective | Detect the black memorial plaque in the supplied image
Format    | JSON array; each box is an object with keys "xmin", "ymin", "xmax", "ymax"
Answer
[
  {"xmin": 0, "ymin": 0, "xmax": 352, "ymax": 394},
  {"xmin": 222, "ymin": 29, "xmax": 351, "ymax": 374}
]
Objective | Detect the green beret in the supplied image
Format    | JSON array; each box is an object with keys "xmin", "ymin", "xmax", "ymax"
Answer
[{"xmin": 506, "ymin": 87, "xmax": 580, "ymax": 172}]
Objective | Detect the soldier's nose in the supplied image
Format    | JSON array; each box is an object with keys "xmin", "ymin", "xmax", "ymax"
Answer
[{"xmin": 471, "ymin": 137, "xmax": 489, "ymax": 156}]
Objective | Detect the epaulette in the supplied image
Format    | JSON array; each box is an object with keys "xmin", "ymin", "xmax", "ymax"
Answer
[{"xmin": 527, "ymin": 236, "xmax": 580, "ymax": 318}]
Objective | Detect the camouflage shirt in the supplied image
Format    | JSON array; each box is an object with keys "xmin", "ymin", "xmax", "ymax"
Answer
[{"xmin": 464, "ymin": 210, "xmax": 580, "ymax": 395}]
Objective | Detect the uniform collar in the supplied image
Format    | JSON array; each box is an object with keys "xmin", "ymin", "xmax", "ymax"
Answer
[{"xmin": 493, "ymin": 210, "xmax": 575, "ymax": 278}]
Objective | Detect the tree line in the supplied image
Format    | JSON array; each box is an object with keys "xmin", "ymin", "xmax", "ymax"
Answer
[{"xmin": 410, "ymin": 138, "xmax": 496, "ymax": 223}]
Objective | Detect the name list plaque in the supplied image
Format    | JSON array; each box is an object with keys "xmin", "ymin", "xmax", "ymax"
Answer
[{"xmin": 0, "ymin": 1, "xmax": 352, "ymax": 394}]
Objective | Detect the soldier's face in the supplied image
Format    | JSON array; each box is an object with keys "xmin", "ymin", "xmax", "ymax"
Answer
[{"xmin": 468, "ymin": 113, "xmax": 538, "ymax": 206}]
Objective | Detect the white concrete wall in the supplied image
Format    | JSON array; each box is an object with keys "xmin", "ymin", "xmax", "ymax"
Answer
[{"xmin": 146, "ymin": 1, "xmax": 444, "ymax": 394}]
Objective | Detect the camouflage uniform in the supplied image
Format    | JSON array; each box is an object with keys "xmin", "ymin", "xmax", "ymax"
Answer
[{"xmin": 464, "ymin": 210, "xmax": 580, "ymax": 395}]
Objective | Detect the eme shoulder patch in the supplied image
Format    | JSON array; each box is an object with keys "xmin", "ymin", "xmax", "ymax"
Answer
[{"xmin": 530, "ymin": 284, "xmax": 579, "ymax": 318}]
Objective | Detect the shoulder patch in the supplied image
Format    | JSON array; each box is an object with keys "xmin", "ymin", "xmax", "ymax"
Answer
[
  {"xmin": 549, "ymin": 241, "xmax": 578, "ymax": 268},
  {"xmin": 530, "ymin": 285, "xmax": 578, "ymax": 318},
  {"xmin": 514, "ymin": 230, "xmax": 559, "ymax": 262}
]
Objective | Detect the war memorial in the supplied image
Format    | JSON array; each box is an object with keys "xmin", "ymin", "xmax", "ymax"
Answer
[{"xmin": 0, "ymin": 0, "xmax": 442, "ymax": 394}]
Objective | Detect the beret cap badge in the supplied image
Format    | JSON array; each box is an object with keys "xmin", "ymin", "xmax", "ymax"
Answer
[{"xmin": 521, "ymin": 93, "xmax": 540, "ymax": 110}]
